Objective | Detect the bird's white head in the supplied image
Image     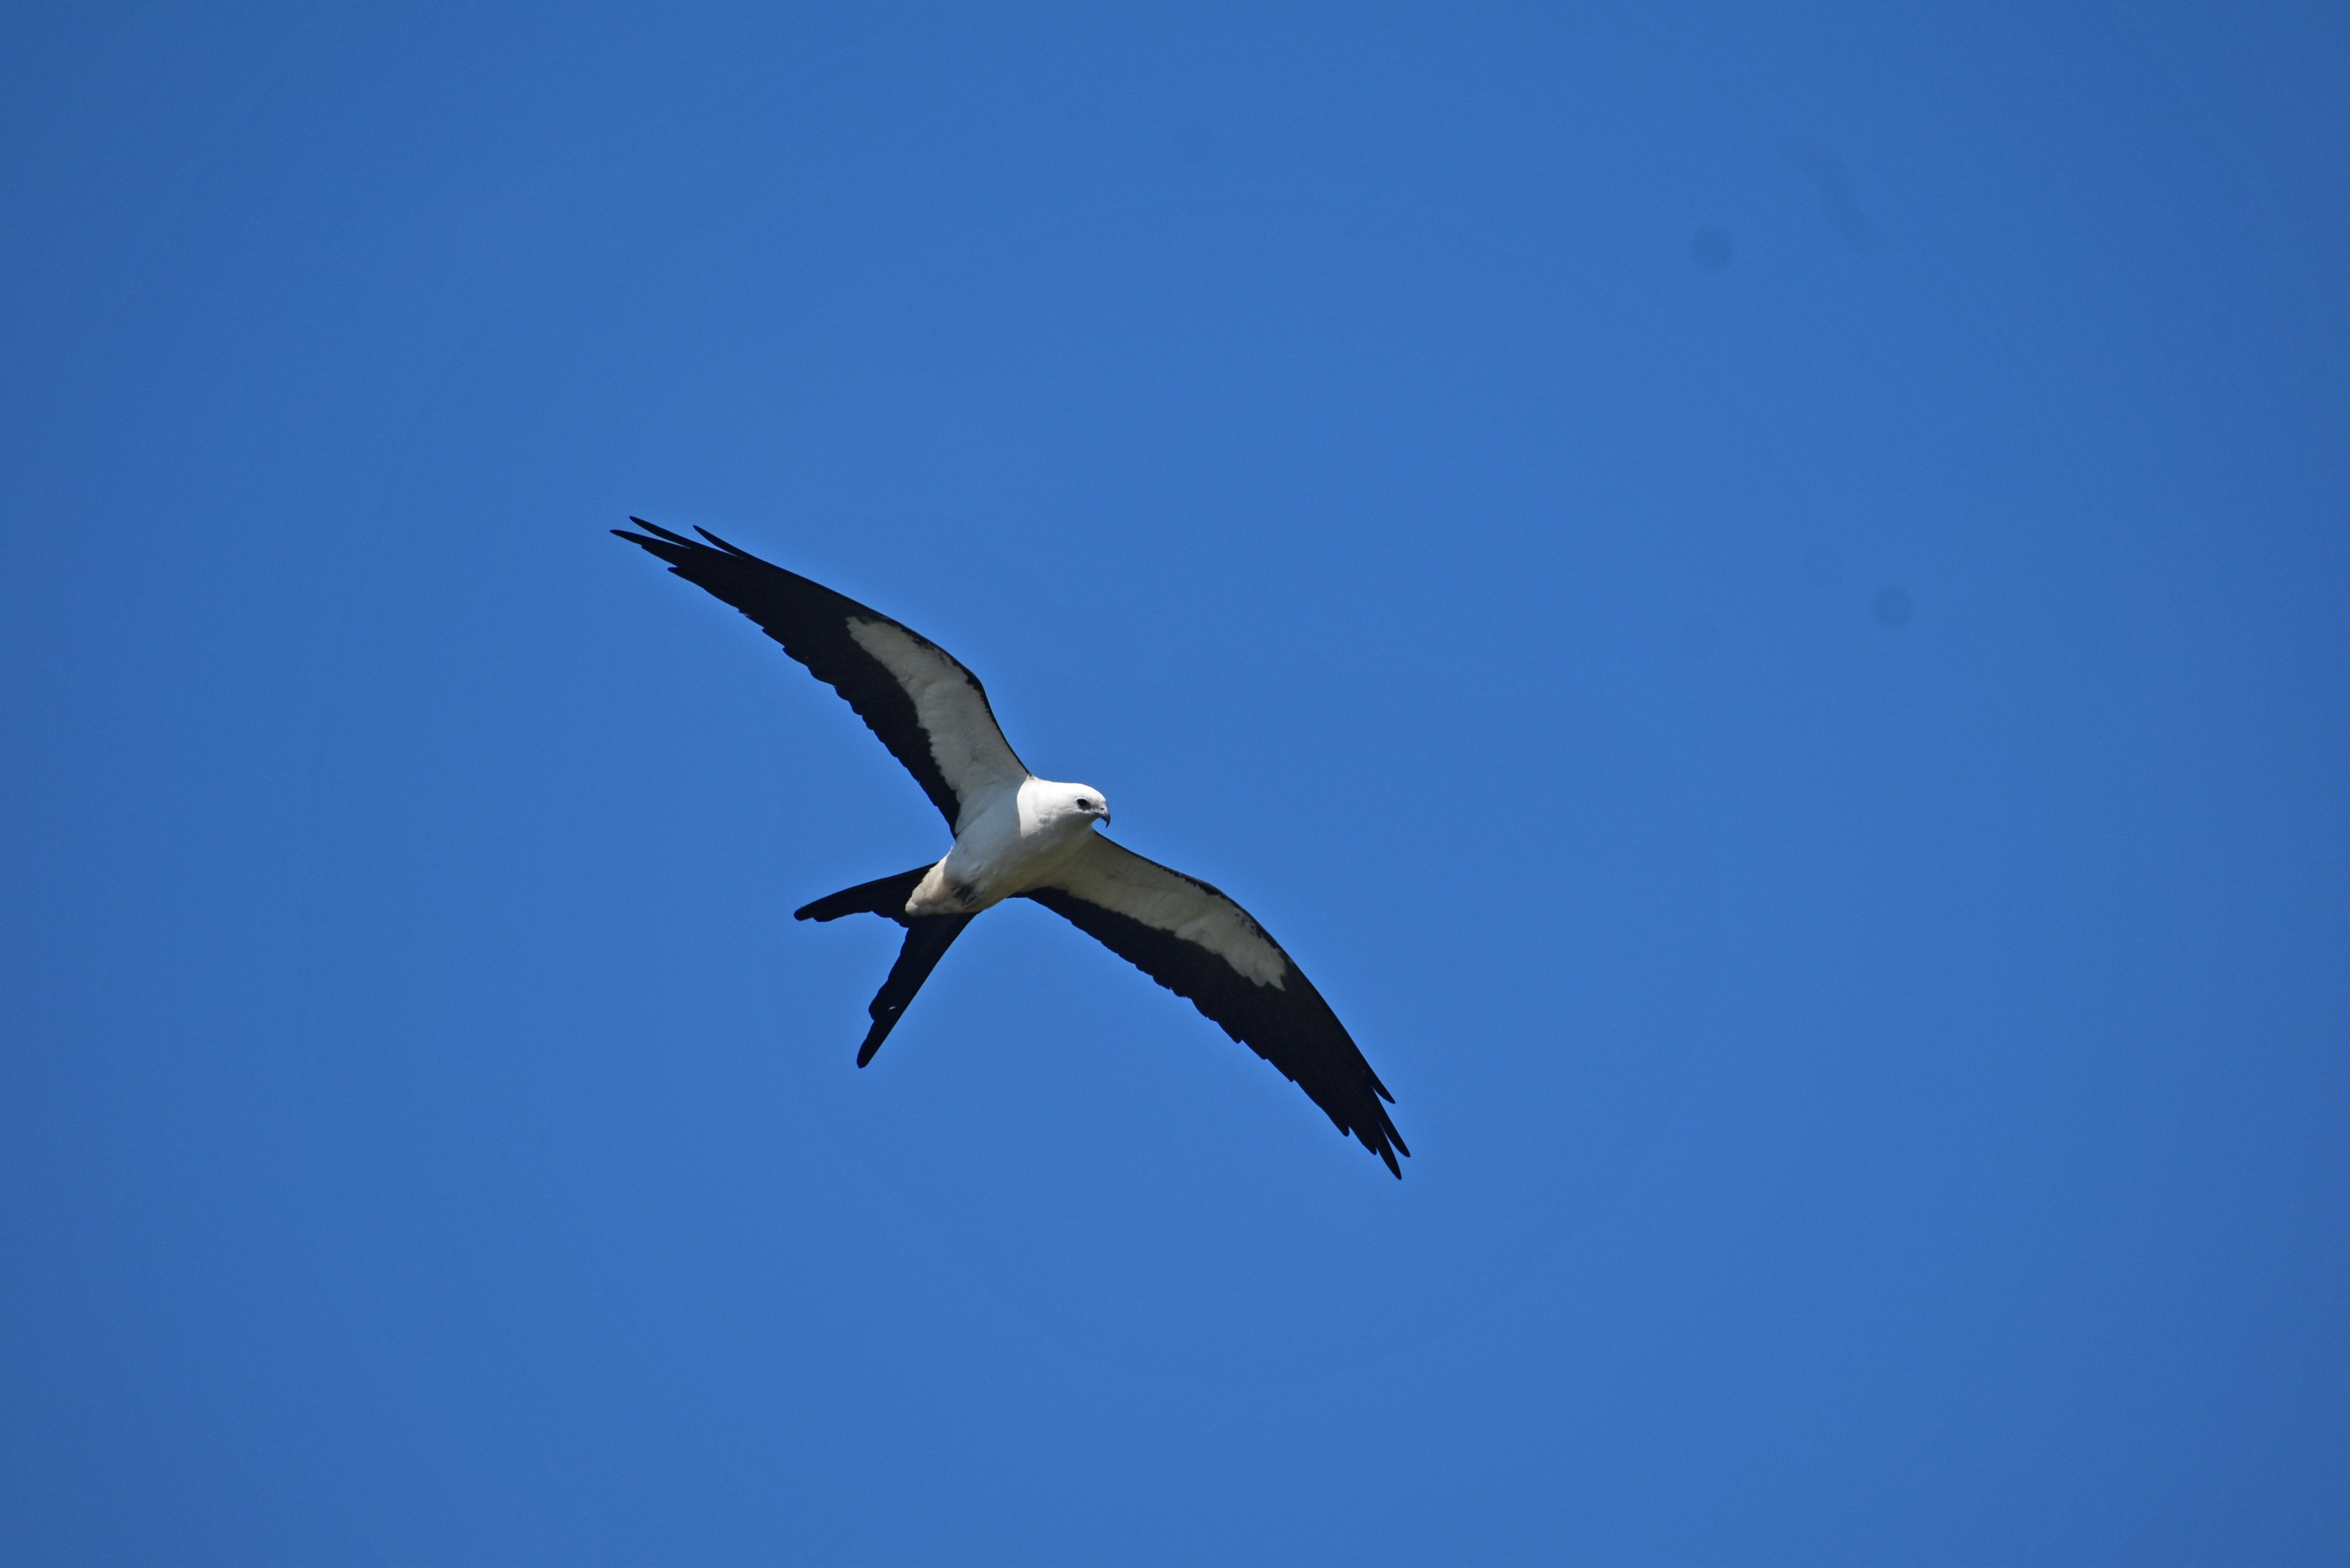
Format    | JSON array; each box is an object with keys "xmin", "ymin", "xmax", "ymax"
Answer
[{"xmin": 1043, "ymin": 779, "xmax": 1112, "ymax": 829}]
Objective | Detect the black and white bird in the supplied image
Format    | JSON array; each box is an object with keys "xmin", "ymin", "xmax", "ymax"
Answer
[{"xmin": 614, "ymin": 520, "xmax": 1409, "ymax": 1176}]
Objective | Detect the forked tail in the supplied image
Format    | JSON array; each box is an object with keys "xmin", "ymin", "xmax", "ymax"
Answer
[{"xmin": 796, "ymin": 866, "xmax": 972, "ymax": 1066}]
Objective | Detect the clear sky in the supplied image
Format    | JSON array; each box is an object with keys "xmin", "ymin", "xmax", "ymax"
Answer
[{"xmin": 3, "ymin": 5, "xmax": 2345, "ymax": 1564}]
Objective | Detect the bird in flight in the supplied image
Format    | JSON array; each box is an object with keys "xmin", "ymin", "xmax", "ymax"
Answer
[{"xmin": 614, "ymin": 520, "xmax": 1408, "ymax": 1176}]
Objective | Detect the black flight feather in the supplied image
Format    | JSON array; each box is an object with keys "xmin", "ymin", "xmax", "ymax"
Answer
[
  {"xmin": 1020, "ymin": 884, "xmax": 1407, "ymax": 1177},
  {"xmin": 612, "ymin": 520, "xmax": 1013, "ymax": 830}
]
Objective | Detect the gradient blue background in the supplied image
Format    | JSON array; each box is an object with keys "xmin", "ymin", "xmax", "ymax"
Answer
[{"xmin": 4, "ymin": 6, "xmax": 2345, "ymax": 1563}]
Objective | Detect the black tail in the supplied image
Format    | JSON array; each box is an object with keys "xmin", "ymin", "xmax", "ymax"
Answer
[
  {"xmin": 857, "ymin": 914, "xmax": 976, "ymax": 1066},
  {"xmin": 794, "ymin": 867, "xmax": 931, "ymax": 926},
  {"xmin": 794, "ymin": 867, "xmax": 971, "ymax": 1066}
]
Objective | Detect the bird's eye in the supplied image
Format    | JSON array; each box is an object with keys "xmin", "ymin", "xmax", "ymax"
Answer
[{"xmin": 1079, "ymin": 799, "xmax": 1097, "ymax": 811}]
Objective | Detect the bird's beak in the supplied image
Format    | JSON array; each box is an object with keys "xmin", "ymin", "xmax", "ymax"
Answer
[{"xmin": 1100, "ymin": 810, "xmax": 1113, "ymax": 825}]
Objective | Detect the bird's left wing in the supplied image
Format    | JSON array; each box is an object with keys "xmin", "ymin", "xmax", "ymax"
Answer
[
  {"xmin": 614, "ymin": 521, "xmax": 1028, "ymax": 833},
  {"xmin": 1021, "ymin": 834, "xmax": 1408, "ymax": 1175}
]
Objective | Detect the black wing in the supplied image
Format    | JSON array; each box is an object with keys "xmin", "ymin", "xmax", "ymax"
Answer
[
  {"xmin": 1022, "ymin": 835, "xmax": 1408, "ymax": 1177},
  {"xmin": 614, "ymin": 520, "xmax": 1028, "ymax": 833}
]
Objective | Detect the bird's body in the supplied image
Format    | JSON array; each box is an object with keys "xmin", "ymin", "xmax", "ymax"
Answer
[
  {"xmin": 904, "ymin": 776, "xmax": 1108, "ymax": 917},
  {"xmin": 614, "ymin": 519, "xmax": 1408, "ymax": 1175}
]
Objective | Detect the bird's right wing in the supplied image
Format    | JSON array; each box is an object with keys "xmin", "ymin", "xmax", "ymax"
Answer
[
  {"xmin": 614, "ymin": 520, "xmax": 1029, "ymax": 833},
  {"xmin": 1021, "ymin": 834, "xmax": 1408, "ymax": 1175}
]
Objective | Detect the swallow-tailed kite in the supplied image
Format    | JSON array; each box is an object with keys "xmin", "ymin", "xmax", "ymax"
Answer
[{"xmin": 614, "ymin": 520, "xmax": 1408, "ymax": 1176}]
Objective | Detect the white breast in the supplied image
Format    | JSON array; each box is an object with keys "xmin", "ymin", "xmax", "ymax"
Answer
[{"xmin": 908, "ymin": 778, "xmax": 1096, "ymax": 915}]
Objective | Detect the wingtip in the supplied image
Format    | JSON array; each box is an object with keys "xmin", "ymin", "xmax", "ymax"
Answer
[{"xmin": 627, "ymin": 517, "xmax": 698, "ymax": 546}]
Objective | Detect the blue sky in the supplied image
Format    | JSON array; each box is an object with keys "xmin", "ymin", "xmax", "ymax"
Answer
[{"xmin": 3, "ymin": 5, "xmax": 2345, "ymax": 1563}]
